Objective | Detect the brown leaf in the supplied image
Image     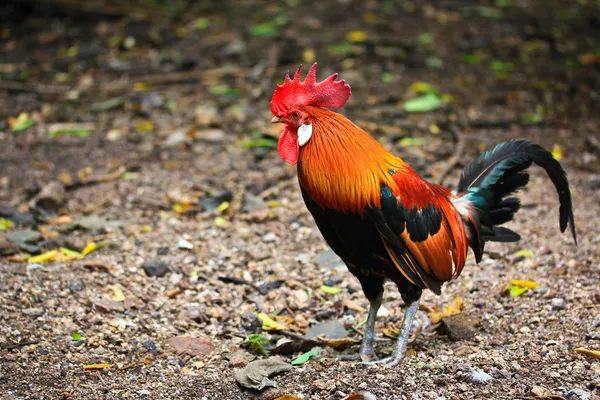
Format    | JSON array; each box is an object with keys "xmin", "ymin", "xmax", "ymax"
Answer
[
  {"xmin": 437, "ymin": 313, "xmax": 479, "ymax": 341},
  {"xmin": 429, "ymin": 296, "xmax": 464, "ymax": 324},
  {"xmin": 382, "ymin": 327, "xmax": 400, "ymax": 339},
  {"xmin": 164, "ymin": 287, "xmax": 182, "ymax": 298},
  {"xmin": 316, "ymin": 335, "xmax": 360, "ymax": 350},
  {"xmin": 342, "ymin": 299, "xmax": 365, "ymax": 312},
  {"xmin": 164, "ymin": 336, "xmax": 215, "ymax": 357}
]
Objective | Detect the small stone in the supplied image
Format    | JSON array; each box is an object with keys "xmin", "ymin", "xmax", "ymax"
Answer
[
  {"xmin": 565, "ymin": 388, "xmax": 591, "ymax": 400},
  {"xmin": 519, "ymin": 326, "xmax": 531, "ymax": 333},
  {"xmin": 240, "ymin": 311, "xmax": 262, "ymax": 334},
  {"xmin": 307, "ymin": 320, "xmax": 348, "ymax": 339},
  {"xmin": 22, "ymin": 307, "xmax": 44, "ymax": 317},
  {"xmin": 196, "ymin": 129, "xmax": 227, "ymax": 143},
  {"xmin": 33, "ymin": 181, "xmax": 66, "ymax": 210},
  {"xmin": 227, "ymin": 350, "xmax": 253, "ymax": 368},
  {"xmin": 551, "ymin": 298, "xmax": 565, "ymax": 310},
  {"xmin": 295, "ymin": 254, "xmax": 311, "ymax": 264},
  {"xmin": 358, "ymin": 382, "xmax": 368, "ymax": 389},
  {"xmin": 142, "ymin": 260, "xmax": 170, "ymax": 277},
  {"xmin": 178, "ymin": 239, "xmax": 194, "ymax": 250},
  {"xmin": 26, "ymin": 263, "xmax": 46, "ymax": 272},
  {"xmin": 138, "ymin": 389, "xmax": 151, "ymax": 396},
  {"xmin": 142, "ymin": 340, "xmax": 158, "ymax": 356},
  {"xmin": 195, "ymin": 103, "xmax": 220, "ymax": 127},
  {"xmin": 262, "ymin": 232, "xmax": 278, "ymax": 242},
  {"xmin": 186, "ymin": 303, "xmax": 208, "ymax": 323},
  {"xmin": 67, "ymin": 280, "xmax": 84, "ymax": 292},
  {"xmin": 312, "ymin": 379, "xmax": 327, "ymax": 391},
  {"xmin": 531, "ymin": 385, "xmax": 552, "ymax": 397},
  {"xmin": 162, "ymin": 130, "xmax": 190, "ymax": 148}
]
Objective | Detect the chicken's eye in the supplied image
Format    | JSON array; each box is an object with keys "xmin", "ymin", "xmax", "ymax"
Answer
[{"xmin": 291, "ymin": 111, "xmax": 301, "ymax": 120}]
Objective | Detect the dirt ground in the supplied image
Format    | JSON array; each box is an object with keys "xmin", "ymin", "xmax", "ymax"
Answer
[{"xmin": 0, "ymin": 1, "xmax": 599, "ymax": 399}]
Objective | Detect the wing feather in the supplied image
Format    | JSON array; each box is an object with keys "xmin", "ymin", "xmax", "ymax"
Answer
[{"xmin": 368, "ymin": 173, "xmax": 468, "ymax": 294}]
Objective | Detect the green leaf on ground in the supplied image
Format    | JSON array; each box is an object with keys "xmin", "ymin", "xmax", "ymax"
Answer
[
  {"xmin": 240, "ymin": 138, "xmax": 277, "ymax": 148},
  {"xmin": 291, "ymin": 349, "xmax": 319, "ymax": 366},
  {"xmin": 246, "ymin": 334, "xmax": 269, "ymax": 356},
  {"xmin": 320, "ymin": 285, "xmax": 342, "ymax": 294},
  {"xmin": 194, "ymin": 17, "xmax": 210, "ymax": 30},
  {"xmin": 0, "ymin": 218, "xmax": 12, "ymax": 231},
  {"xmin": 72, "ymin": 332, "xmax": 81, "ymax": 341},
  {"xmin": 398, "ymin": 137, "xmax": 428, "ymax": 147},
  {"xmin": 328, "ymin": 43, "xmax": 353, "ymax": 56},
  {"xmin": 9, "ymin": 113, "xmax": 35, "ymax": 132},
  {"xmin": 48, "ymin": 128, "xmax": 91, "ymax": 138},
  {"xmin": 249, "ymin": 23, "xmax": 278, "ymax": 37},
  {"xmin": 403, "ymin": 93, "xmax": 442, "ymax": 113}
]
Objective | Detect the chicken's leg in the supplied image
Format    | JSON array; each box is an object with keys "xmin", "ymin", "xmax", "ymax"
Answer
[
  {"xmin": 362, "ymin": 298, "xmax": 419, "ymax": 367},
  {"xmin": 338, "ymin": 292, "xmax": 381, "ymax": 361}
]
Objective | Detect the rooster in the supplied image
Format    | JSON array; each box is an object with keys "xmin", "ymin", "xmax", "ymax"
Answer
[{"xmin": 270, "ymin": 63, "xmax": 576, "ymax": 366}]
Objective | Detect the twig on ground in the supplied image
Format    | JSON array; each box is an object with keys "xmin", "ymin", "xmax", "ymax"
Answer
[
  {"xmin": 435, "ymin": 125, "xmax": 466, "ymax": 185},
  {"xmin": 1, "ymin": 340, "xmax": 40, "ymax": 350}
]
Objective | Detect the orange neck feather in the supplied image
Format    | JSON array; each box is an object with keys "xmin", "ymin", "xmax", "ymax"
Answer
[{"xmin": 298, "ymin": 107, "xmax": 407, "ymax": 213}]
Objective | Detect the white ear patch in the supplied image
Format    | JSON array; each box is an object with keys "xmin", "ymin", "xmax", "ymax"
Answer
[{"xmin": 297, "ymin": 123, "xmax": 312, "ymax": 147}]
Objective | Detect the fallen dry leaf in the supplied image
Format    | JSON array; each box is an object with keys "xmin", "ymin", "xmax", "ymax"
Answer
[
  {"xmin": 234, "ymin": 359, "xmax": 292, "ymax": 391},
  {"xmin": 574, "ymin": 347, "xmax": 600, "ymax": 359},
  {"xmin": 342, "ymin": 299, "xmax": 365, "ymax": 312},
  {"xmin": 48, "ymin": 215, "xmax": 73, "ymax": 225},
  {"xmin": 382, "ymin": 326, "xmax": 400, "ymax": 339},
  {"xmin": 258, "ymin": 312, "xmax": 288, "ymax": 331},
  {"xmin": 84, "ymin": 363, "xmax": 111, "ymax": 370},
  {"xmin": 429, "ymin": 296, "xmax": 464, "ymax": 324},
  {"xmin": 164, "ymin": 287, "xmax": 182, "ymax": 298},
  {"xmin": 316, "ymin": 335, "xmax": 360, "ymax": 350}
]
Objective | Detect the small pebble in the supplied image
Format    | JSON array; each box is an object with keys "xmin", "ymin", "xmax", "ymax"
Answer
[
  {"xmin": 22, "ymin": 308, "xmax": 44, "ymax": 317},
  {"xmin": 178, "ymin": 239, "xmax": 194, "ymax": 250},
  {"xmin": 551, "ymin": 298, "xmax": 565, "ymax": 310},
  {"xmin": 67, "ymin": 280, "xmax": 84, "ymax": 292},
  {"xmin": 142, "ymin": 340, "xmax": 158, "ymax": 356},
  {"xmin": 26, "ymin": 263, "xmax": 45, "ymax": 272},
  {"xmin": 262, "ymin": 232, "xmax": 278, "ymax": 242},
  {"xmin": 531, "ymin": 385, "xmax": 551, "ymax": 397},
  {"xmin": 142, "ymin": 260, "xmax": 170, "ymax": 277}
]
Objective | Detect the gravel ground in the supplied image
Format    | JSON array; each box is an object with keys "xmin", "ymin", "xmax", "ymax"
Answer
[{"xmin": 0, "ymin": 1, "xmax": 599, "ymax": 399}]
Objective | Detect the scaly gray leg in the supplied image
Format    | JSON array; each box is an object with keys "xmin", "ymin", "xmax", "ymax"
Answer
[
  {"xmin": 361, "ymin": 298, "xmax": 420, "ymax": 367},
  {"xmin": 338, "ymin": 292, "xmax": 382, "ymax": 361}
]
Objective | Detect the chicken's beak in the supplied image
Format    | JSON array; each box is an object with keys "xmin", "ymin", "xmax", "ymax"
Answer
[{"xmin": 271, "ymin": 116, "xmax": 284, "ymax": 124}]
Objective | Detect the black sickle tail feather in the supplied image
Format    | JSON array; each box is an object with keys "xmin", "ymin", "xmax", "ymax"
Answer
[{"xmin": 455, "ymin": 139, "xmax": 576, "ymax": 262}]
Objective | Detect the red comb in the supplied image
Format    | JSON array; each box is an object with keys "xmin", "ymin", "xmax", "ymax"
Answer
[{"xmin": 270, "ymin": 63, "xmax": 351, "ymax": 116}]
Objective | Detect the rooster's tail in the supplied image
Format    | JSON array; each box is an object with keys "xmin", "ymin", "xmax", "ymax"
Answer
[{"xmin": 452, "ymin": 139, "xmax": 576, "ymax": 262}]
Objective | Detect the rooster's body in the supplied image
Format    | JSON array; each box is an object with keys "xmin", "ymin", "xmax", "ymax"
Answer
[{"xmin": 270, "ymin": 64, "xmax": 576, "ymax": 366}]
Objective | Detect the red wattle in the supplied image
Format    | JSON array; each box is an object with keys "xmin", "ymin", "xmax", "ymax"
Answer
[{"xmin": 278, "ymin": 126, "xmax": 299, "ymax": 165}]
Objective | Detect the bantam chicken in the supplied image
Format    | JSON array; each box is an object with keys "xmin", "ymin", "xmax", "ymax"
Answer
[{"xmin": 270, "ymin": 63, "xmax": 576, "ymax": 366}]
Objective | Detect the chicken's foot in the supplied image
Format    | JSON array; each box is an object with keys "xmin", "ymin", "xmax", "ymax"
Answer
[{"xmin": 361, "ymin": 298, "xmax": 419, "ymax": 367}]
